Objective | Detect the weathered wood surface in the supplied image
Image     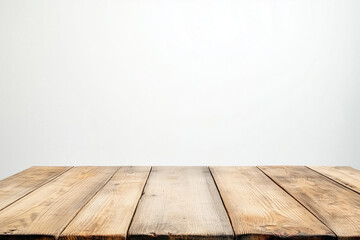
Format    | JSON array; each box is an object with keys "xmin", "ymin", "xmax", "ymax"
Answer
[
  {"xmin": 210, "ymin": 166, "xmax": 335, "ymax": 240},
  {"xmin": 0, "ymin": 166, "xmax": 360, "ymax": 240},
  {"xmin": 60, "ymin": 166, "xmax": 151, "ymax": 240},
  {"xmin": 308, "ymin": 166, "xmax": 360, "ymax": 194},
  {"xmin": 128, "ymin": 166, "xmax": 234, "ymax": 240},
  {"xmin": 0, "ymin": 167, "xmax": 118, "ymax": 240},
  {"xmin": 259, "ymin": 166, "xmax": 360, "ymax": 240},
  {"xmin": 0, "ymin": 166, "xmax": 71, "ymax": 211}
]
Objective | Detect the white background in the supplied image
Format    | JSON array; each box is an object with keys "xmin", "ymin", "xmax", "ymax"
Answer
[{"xmin": 0, "ymin": 0, "xmax": 359, "ymax": 179}]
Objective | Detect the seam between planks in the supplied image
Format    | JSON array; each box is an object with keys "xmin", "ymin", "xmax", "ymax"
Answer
[
  {"xmin": 305, "ymin": 166, "xmax": 360, "ymax": 196},
  {"xmin": 208, "ymin": 167, "xmax": 235, "ymax": 240},
  {"xmin": 0, "ymin": 166, "xmax": 74, "ymax": 212},
  {"xmin": 256, "ymin": 166, "xmax": 338, "ymax": 239},
  {"xmin": 126, "ymin": 166, "xmax": 152, "ymax": 240},
  {"xmin": 58, "ymin": 166, "xmax": 121, "ymax": 240}
]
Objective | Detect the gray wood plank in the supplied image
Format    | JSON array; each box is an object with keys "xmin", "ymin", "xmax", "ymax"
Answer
[{"xmin": 128, "ymin": 166, "xmax": 234, "ymax": 240}]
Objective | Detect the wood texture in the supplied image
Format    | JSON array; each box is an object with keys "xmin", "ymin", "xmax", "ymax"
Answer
[
  {"xmin": 0, "ymin": 166, "xmax": 359, "ymax": 240},
  {"xmin": 210, "ymin": 167, "xmax": 334, "ymax": 240},
  {"xmin": 308, "ymin": 166, "xmax": 360, "ymax": 194},
  {"xmin": 259, "ymin": 166, "xmax": 360, "ymax": 240},
  {"xmin": 0, "ymin": 166, "xmax": 71, "ymax": 211},
  {"xmin": 0, "ymin": 167, "xmax": 118, "ymax": 240},
  {"xmin": 128, "ymin": 167, "xmax": 233, "ymax": 240},
  {"xmin": 60, "ymin": 166, "xmax": 151, "ymax": 240}
]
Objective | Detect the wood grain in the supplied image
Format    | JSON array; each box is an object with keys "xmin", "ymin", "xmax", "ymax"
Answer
[
  {"xmin": 0, "ymin": 167, "xmax": 118, "ymax": 240},
  {"xmin": 59, "ymin": 166, "xmax": 151, "ymax": 240},
  {"xmin": 0, "ymin": 166, "xmax": 72, "ymax": 211},
  {"xmin": 259, "ymin": 166, "xmax": 360, "ymax": 239},
  {"xmin": 210, "ymin": 167, "xmax": 334, "ymax": 240},
  {"xmin": 128, "ymin": 167, "xmax": 233, "ymax": 240},
  {"xmin": 308, "ymin": 166, "xmax": 360, "ymax": 194}
]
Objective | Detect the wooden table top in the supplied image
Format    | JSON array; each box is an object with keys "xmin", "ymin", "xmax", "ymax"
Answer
[{"xmin": 0, "ymin": 166, "xmax": 359, "ymax": 240}]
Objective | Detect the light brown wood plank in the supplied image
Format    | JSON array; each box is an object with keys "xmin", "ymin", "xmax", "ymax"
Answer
[
  {"xmin": 128, "ymin": 166, "xmax": 233, "ymax": 240},
  {"xmin": 59, "ymin": 166, "xmax": 151, "ymax": 240},
  {"xmin": 210, "ymin": 166, "xmax": 335, "ymax": 240},
  {"xmin": 0, "ymin": 166, "xmax": 72, "ymax": 211},
  {"xmin": 259, "ymin": 166, "xmax": 360, "ymax": 240},
  {"xmin": 308, "ymin": 166, "xmax": 360, "ymax": 194},
  {"xmin": 0, "ymin": 166, "xmax": 119, "ymax": 240}
]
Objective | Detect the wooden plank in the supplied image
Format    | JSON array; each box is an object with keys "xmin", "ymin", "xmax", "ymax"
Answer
[
  {"xmin": 308, "ymin": 166, "xmax": 360, "ymax": 194},
  {"xmin": 0, "ymin": 166, "xmax": 119, "ymax": 240},
  {"xmin": 59, "ymin": 166, "xmax": 151, "ymax": 240},
  {"xmin": 210, "ymin": 167, "xmax": 335, "ymax": 240},
  {"xmin": 0, "ymin": 166, "xmax": 72, "ymax": 211},
  {"xmin": 259, "ymin": 166, "xmax": 360, "ymax": 240},
  {"xmin": 128, "ymin": 167, "xmax": 233, "ymax": 240}
]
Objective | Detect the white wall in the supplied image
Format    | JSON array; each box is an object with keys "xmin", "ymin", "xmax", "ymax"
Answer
[{"xmin": 0, "ymin": 0, "xmax": 359, "ymax": 180}]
